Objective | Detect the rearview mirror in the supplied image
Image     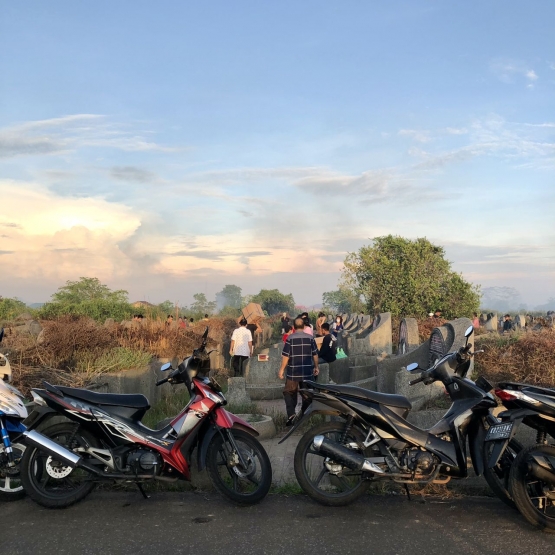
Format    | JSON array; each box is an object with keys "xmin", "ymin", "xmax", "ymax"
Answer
[
  {"xmin": 464, "ymin": 325, "xmax": 474, "ymax": 338},
  {"xmin": 406, "ymin": 362, "xmax": 419, "ymax": 372},
  {"xmin": 160, "ymin": 362, "xmax": 171, "ymax": 372}
]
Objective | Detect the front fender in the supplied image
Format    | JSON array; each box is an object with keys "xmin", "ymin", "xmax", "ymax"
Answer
[{"xmin": 197, "ymin": 409, "xmax": 260, "ymax": 472}]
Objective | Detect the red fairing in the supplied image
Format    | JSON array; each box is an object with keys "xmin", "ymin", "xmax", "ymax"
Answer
[{"xmin": 213, "ymin": 407, "xmax": 257, "ymax": 433}]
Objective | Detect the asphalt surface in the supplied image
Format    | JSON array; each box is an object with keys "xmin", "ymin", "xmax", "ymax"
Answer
[{"xmin": 1, "ymin": 492, "xmax": 553, "ymax": 554}]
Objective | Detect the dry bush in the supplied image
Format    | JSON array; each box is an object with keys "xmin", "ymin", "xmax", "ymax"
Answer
[
  {"xmin": 475, "ymin": 329, "xmax": 555, "ymax": 388},
  {"xmin": 417, "ymin": 317, "xmax": 447, "ymax": 343}
]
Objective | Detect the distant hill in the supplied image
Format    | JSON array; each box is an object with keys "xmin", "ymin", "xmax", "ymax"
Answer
[{"xmin": 27, "ymin": 303, "xmax": 45, "ymax": 309}]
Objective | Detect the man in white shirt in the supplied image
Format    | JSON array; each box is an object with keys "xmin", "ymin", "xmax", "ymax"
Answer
[{"xmin": 229, "ymin": 318, "xmax": 253, "ymax": 377}]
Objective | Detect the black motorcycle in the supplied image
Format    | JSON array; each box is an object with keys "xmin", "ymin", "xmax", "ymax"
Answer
[
  {"xmin": 280, "ymin": 326, "xmax": 515, "ymax": 506},
  {"xmin": 486, "ymin": 382, "xmax": 555, "ymax": 531}
]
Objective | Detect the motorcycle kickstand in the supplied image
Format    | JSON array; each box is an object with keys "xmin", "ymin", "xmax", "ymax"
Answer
[
  {"xmin": 404, "ymin": 484, "xmax": 412, "ymax": 502},
  {"xmin": 137, "ymin": 483, "xmax": 150, "ymax": 499}
]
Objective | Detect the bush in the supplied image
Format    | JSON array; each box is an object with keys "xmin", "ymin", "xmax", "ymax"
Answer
[
  {"xmin": 475, "ymin": 329, "xmax": 555, "ymax": 387},
  {"xmin": 0, "ymin": 297, "xmax": 28, "ymax": 321}
]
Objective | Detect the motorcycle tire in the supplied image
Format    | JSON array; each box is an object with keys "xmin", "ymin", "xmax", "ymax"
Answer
[
  {"xmin": 206, "ymin": 428, "xmax": 272, "ymax": 505},
  {"xmin": 509, "ymin": 443, "xmax": 555, "ymax": 533},
  {"xmin": 294, "ymin": 421, "xmax": 370, "ymax": 507},
  {"xmin": 0, "ymin": 442, "xmax": 26, "ymax": 502},
  {"xmin": 482, "ymin": 438, "xmax": 522, "ymax": 509},
  {"xmin": 20, "ymin": 423, "xmax": 97, "ymax": 509}
]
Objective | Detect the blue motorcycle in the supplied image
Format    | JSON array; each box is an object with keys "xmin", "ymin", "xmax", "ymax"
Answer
[{"xmin": 0, "ymin": 328, "xmax": 28, "ymax": 501}]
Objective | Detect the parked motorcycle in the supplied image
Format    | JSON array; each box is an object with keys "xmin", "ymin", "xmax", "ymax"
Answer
[
  {"xmin": 485, "ymin": 382, "xmax": 555, "ymax": 531},
  {"xmin": 280, "ymin": 326, "xmax": 515, "ymax": 506},
  {"xmin": 20, "ymin": 328, "xmax": 272, "ymax": 508},
  {"xmin": 0, "ymin": 328, "xmax": 28, "ymax": 501}
]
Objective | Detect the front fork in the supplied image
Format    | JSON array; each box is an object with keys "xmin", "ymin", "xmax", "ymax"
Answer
[
  {"xmin": 0, "ymin": 415, "xmax": 15, "ymax": 466},
  {"xmin": 217, "ymin": 427, "xmax": 249, "ymax": 469}
]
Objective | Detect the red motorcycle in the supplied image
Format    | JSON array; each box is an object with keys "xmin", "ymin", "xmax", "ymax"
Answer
[{"xmin": 20, "ymin": 328, "xmax": 272, "ymax": 508}]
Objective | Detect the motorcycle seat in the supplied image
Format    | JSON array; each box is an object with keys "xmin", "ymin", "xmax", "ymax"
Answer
[
  {"xmin": 306, "ymin": 381, "xmax": 412, "ymax": 410},
  {"xmin": 56, "ymin": 385, "xmax": 150, "ymax": 409}
]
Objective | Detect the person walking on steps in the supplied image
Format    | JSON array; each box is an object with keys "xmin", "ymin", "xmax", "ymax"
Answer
[
  {"xmin": 278, "ymin": 317, "xmax": 319, "ymax": 426},
  {"xmin": 229, "ymin": 318, "xmax": 253, "ymax": 377}
]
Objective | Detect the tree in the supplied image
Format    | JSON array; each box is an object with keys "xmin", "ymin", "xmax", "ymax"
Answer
[
  {"xmin": 0, "ymin": 297, "xmax": 28, "ymax": 320},
  {"xmin": 38, "ymin": 277, "xmax": 133, "ymax": 321},
  {"xmin": 340, "ymin": 235, "xmax": 480, "ymax": 319},
  {"xmin": 322, "ymin": 289, "xmax": 363, "ymax": 314},
  {"xmin": 51, "ymin": 277, "xmax": 128, "ymax": 304},
  {"xmin": 250, "ymin": 289, "xmax": 295, "ymax": 316},
  {"xmin": 189, "ymin": 293, "xmax": 216, "ymax": 316},
  {"xmin": 157, "ymin": 300, "xmax": 175, "ymax": 315},
  {"xmin": 216, "ymin": 284, "xmax": 242, "ymax": 310}
]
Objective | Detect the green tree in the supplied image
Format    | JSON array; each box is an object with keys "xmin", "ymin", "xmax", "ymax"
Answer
[
  {"xmin": 189, "ymin": 293, "xmax": 216, "ymax": 316},
  {"xmin": 0, "ymin": 297, "xmax": 28, "ymax": 320},
  {"xmin": 341, "ymin": 235, "xmax": 480, "ymax": 319},
  {"xmin": 250, "ymin": 289, "xmax": 295, "ymax": 316},
  {"xmin": 51, "ymin": 277, "xmax": 128, "ymax": 304},
  {"xmin": 216, "ymin": 284, "xmax": 243, "ymax": 309},
  {"xmin": 39, "ymin": 277, "xmax": 133, "ymax": 322},
  {"xmin": 322, "ymin": 289, "xmax": 363, "ymax": 314},
  {"xmin": 157, "ymin": 300, "xmax": 175, "ymax": 315}
]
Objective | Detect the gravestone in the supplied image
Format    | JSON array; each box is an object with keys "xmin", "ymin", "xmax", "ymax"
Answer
[
  {"xmin": 226, "ymin": 377, "xmax": 251, "ymax": 405},
  {"xmin": 398, "ymin": 318, "xmax": 419, "ymax": 354},
  {"xmin": 514, "ymin": 314, "xmax": 526, "ymax": 329}
]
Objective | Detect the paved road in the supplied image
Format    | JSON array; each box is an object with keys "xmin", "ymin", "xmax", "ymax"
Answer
[{"xmin": 1, "ymin": 492, "xmax": 553, "ymax": 554}]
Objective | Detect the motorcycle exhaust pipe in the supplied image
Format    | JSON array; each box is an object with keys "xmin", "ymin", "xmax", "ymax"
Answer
[
  {"xmin": 528, "ymin": 461, "xmax": 555, "ymax": 487},
  {"xmin": 23, "ymin": 429, "xmax": 82, "ymax": 468},
  {"xmin": 313, "ymin": 435, "xmax": 384, "ymax": 474}
]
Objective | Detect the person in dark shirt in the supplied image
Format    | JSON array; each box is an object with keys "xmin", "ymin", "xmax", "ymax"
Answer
[
  {"xmin": 503, "ymin": 314, "xmax": 514, "ymax": 333},
  {"xmin": 279, "ymin": 317, "xmax": 319, "ymax": 425},
  {"xmin": 318, "ymin": 323, "xmax": 336, "ymax": 364}
]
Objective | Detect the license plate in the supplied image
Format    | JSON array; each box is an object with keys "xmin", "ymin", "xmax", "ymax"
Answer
[{"xmin": 485, "ymin": 422, "xmax": 513, "ymax": 441}]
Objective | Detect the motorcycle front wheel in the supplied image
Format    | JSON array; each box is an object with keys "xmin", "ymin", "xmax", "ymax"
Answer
[
  {"xmin": 206, "ymin": 428, "xmax": 272, "ymax": 505},
  {"xmin": 509, "ymin": 444, "xmax": 555, "ymax": 533},
  {"xmin": 20, "ymin": 423, "xmax": 97, "ymax": 509},
  {"xmin": 0, "ymin": 442, "xmax": 26, "ymax": 502},
  {"xmin": 482, "ymin": 438, "xmax": 522, "ymax": 509},
  {"xmin": 294, "ymin": 421, "xmax": 370, "ymax": 506}
]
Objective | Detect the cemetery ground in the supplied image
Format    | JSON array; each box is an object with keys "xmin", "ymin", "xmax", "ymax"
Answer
[{"xmin": 2, "ymin": 491, "xmax": 553, "ymax": 554}]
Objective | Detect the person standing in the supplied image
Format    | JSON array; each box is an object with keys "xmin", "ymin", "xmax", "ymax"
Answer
[
  {"xmin": 229, "ymin": 318, "xmax": 253, "ymax": 377},
  {"xmin": 278, "ymin": 317, "xmax": 319, "ymax": 426},
  {"xmin": 472, "ymin": 312, "xmax": 480, "ymax": 329},
  {"xmin": 280, "ymin": 312, "xmax": 291, "ymax": 334},
  {"xmin": 318, "ymin": 323, "xmax": 336, "ymax": 365},
  {"xmin": 331, "ymin": 315, "xmax": 343, "ymax": 339},
  {"xmin": 315, "ymin": 312, "xmax": 326, "ymax": 336}
]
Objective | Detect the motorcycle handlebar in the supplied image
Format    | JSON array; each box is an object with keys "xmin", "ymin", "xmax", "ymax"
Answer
[{"xmin": 156, "ymin": 377, "xmax": 169, "ymax": 387}]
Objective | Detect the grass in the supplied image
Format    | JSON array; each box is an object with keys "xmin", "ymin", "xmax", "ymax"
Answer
[
  {"xmin": 418, "ymin": 394, "xmax": 452, "ymax": 411},
  {"xmin": 74, "ymin": 347, "xmax": 152, "ymax": 374},
  {"xmin": 142, "ymin": 388, "xmax": 191, "ymax": 428}
]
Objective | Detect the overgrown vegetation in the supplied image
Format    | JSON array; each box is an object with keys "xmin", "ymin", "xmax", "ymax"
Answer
[{"xmin": 475, "ymin": 329, "xmax": 555, "ymax": 387}]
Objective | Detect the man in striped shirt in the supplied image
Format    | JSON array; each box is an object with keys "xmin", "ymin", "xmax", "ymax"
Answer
[{"xmin": 278, "ymin": 317, "xmax": 319, "ymax": 425}]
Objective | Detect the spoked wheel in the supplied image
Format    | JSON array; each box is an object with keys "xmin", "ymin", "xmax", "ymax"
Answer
[
  {"xmin": 483, "ymin": 438, "xmax": 522, "ymax": 509},
  {"xmin": 294, "ymin": 421, "xmax": 371, "ymax": 506},
  {"xmin": 206, "ymin": 429, "xmax": 272, "ymax": 505},
  {"xmin": 0, "ymin": 442, "xmax": 26, "ymax": 502},
  {"xmin": 20, "ymin": 423, "xmax": 97, "ymax": 509},
  {"xmin": 509, "ymin": 444, "xmax": 555, "ymax": 532}
]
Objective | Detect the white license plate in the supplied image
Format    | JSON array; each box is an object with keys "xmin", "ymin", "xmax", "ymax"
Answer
[{"xmin": 485, "ymin": 422, "xmax": 513, "ymax": 441}]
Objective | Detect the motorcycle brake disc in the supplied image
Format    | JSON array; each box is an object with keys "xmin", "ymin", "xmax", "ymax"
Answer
[{"xmin": 45, "ymin": 456, "xmax": 73, "ymax": 479}]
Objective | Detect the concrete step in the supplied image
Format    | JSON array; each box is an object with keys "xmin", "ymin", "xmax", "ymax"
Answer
[{"xmin": 349, "ymin": 365, "xmax": 378, "ymax": 382}]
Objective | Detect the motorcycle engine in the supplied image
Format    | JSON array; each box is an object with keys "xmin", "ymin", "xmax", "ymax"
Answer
[
  {"xmin": 126, "ymin": 449, "xmax": 162, "ymax": 475},
  {"xmin": 401, "ymin": 448, "xmax": 436, "ymax": 474}
]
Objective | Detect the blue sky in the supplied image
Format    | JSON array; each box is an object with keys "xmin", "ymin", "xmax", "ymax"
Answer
[{"xmin": 0, "ymin": 1, "xmax": 554, "ymax": 309}]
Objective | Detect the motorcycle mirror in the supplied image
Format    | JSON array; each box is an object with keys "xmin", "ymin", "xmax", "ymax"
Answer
[
  {"xmin": 406, "ymin": 362, "xmax": 419, "ymax": 372},
  {"xmin": 160, "ymin": 362, "xmax": 172, "ymax": 372},
  {"xmin": 464, "ymin": 325, "xmax": 473, "ymax": 338},
  {"xmin": 202, "ymin": 327, "xmax": 209, "ymax": 340}
]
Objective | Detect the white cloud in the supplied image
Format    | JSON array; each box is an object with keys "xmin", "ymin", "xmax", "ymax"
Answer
[
  {"xmin": 490, "ymin": 59, "xmax": 539, "ymax": 87},
  {"xmin": 398, "ymin": 129, "xmax": 431, "ymax": 143}
]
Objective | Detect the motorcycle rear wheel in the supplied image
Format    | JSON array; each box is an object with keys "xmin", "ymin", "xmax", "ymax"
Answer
[
  {"xmin": 482, "ymin": 438, "xmax": 522, "ymax": 509},
  {"xmin": 20, "ymin": 423, "xmax": 97, "ymax": 509},
  {"xmin": 294, "ymin": 421, "xmax": 370, "ymax": 506},
  {"xmin": 509, "ymin": 444, "xmax": 555, "ymax": 533},
  {"xmin": 206, "ymin": 428, "xmax": 272, "ymax": 505},
  {"xmin": 0, "ymin": 443, "xmax": 26, "ymax": 502}
]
